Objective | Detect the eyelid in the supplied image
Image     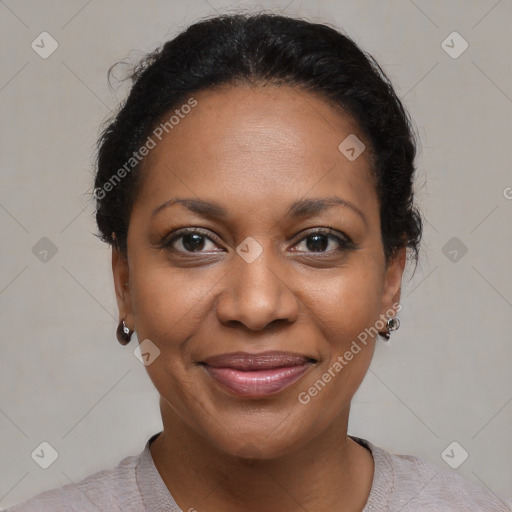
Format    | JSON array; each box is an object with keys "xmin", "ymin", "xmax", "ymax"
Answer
[
  {"xmin": 291, "ymin": 227, "xmax": 354, "ymax": 251},
  {"xmin": 158, "ymin": 227, "xmax": 224, "ymax": 250},
  {"xmin": 158, "ymin": 226, "xmax": 354, "ymax": 253},
  {"xmin": 293, "ymin": 226, "xmax": 352, "ymax": 243}
]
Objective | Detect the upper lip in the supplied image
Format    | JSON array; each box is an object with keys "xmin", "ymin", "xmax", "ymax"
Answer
[{"xmin": 201, "ymin": 351, "xmax": 315, "ymax": 370}]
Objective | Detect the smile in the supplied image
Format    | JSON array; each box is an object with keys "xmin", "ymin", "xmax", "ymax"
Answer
[{"xmin": 200, "ymin": 351, "xmax": 316, "ymax": 398}]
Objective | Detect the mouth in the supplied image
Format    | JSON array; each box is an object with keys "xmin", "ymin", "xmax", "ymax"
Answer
[{"xmin": 200, "ymin": 351, "xmax": 316, "ymax": 398}]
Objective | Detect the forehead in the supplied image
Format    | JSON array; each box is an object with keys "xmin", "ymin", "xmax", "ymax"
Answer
[{"xmin": 135, "ymin": 84, "xmax": 377, "ymax": 221}]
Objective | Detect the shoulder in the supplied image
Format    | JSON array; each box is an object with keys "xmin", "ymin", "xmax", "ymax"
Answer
[
  {"xmin": 353, "ymin": 437, "xmax": 512, "ymax": 511},
  {"xmin": 4, "ymin": 453, "xmax": 142, "ymax": 512},
  {"xmin": 385, "ymin": 450, "xmax": 511, "ymax": 511}
]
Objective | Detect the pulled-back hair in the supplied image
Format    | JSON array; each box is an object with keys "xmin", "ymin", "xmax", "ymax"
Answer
[{"xmin": 94, "ymin": 12, "xmax": 422, "ymax": 264}]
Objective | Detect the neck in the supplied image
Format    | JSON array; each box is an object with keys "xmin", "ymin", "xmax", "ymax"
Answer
[{"xmin": 150, "ymin": 400, "xmax": 374, "ymax": 512}]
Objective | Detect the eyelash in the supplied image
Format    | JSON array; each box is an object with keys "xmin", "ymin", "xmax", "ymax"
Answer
[{"xmin": 158, "ymin": 227, "xmax": 354, "ymax": 255}]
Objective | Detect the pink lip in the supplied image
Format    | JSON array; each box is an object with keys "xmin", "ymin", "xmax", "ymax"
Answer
[{"xmin": 201, "ymin": 351, "xmax": 315, "ymax": 398}]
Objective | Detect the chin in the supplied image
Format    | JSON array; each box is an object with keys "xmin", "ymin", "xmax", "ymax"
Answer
[{"xmin": 197, "ymin": 405, "xmax": 330, "ymax": 461}]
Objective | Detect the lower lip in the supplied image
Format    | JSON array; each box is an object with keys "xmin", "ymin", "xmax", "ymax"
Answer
[{"xmin": 203, "ymin": 363, "xmax": 313, "ymax": 398}]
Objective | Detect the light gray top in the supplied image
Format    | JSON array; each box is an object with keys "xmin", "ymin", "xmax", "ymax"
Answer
[{"xmin": 6, "ymin": 433, "xmax": 512, "ymax": 511}]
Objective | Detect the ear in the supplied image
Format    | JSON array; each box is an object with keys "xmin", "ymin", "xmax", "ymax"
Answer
[
  {"xmin": 380, "ymin": 247, "xmax": 407, "ymax": 316},
  {"xmin": 112, "ymin": 242, "xmax": 134, "ymax": 330}
]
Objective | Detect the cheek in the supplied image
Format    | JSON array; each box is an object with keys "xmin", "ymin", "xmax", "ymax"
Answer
[
  {"xmin": 303, "ymin": 260, "xmax": 384, "ymax": 344},
  {"xmin": 294, "ymin": 269, "xmax": 380, "ymax": 427},
  {"xmin": 127, "ymin": 262, "xmax": 214, "ymax": 412},
  {"xmin": 296, "ymin": 259, "xmax": 383, "ymax": 409},
  {"xmin": 129, "ymin": 251, "xmax": 224, "ymax": 342}
]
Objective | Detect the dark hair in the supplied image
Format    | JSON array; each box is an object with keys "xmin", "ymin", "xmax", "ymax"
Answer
[{"xmin": 93, "ymin": 11, "xmax": 422, "ymax": 265}]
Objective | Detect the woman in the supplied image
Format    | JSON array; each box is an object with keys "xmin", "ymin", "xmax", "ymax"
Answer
[{"xmin": 7, "ymin": 11, "xmax": 511, "ymax": 512}]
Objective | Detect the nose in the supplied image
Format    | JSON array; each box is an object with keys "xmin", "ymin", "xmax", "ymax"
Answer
[{"xmin": 215, "ymin": 244, "xmax": 299, "ymax": 331}]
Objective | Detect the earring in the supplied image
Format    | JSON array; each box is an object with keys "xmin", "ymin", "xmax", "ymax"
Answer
[
  {"xmin": 378, "ymin": 315, "xmax": 400, "ymax": 341},
  {"xmin": 116, "ymin": 319, "xmax": 133, "ymax": 345}
]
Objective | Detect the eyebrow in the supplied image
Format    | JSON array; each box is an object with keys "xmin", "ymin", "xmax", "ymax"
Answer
[{"xmin": 151, "ymin": 196, "xmax": 367, "ymax": 225}]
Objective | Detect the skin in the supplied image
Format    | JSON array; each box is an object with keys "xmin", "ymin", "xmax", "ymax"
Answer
[{"xmin": 112, "ymin": 83, "xmax": 406, "ymax": 512}]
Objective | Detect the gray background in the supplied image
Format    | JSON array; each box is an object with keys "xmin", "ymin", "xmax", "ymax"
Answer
[{"xmin": 1, "ymin": 0, "xmax": 511, "ymax": 507}]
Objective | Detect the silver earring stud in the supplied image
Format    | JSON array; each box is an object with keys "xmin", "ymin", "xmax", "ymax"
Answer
[
  {"xmin": 378, "ymin": 315, "xmax": 400, "ymax": 341},
  {"xmin": 387, "ymin": 316, "xmax": 400, "ymax": 332}
]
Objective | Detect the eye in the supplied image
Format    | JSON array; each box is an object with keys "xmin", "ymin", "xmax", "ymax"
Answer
[
  {"xmin": 161, "ymin": 228, "xmax": 223, "ymax": 253},
  {"xmin": 292, "ymin": 228, "xmax": 353, "ymax": 254},
  {"xmin": 158, "ymin": 227, "xmax": 354, "ymax": 255}
]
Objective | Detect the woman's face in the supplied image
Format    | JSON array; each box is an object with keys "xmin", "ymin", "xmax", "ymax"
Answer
[{"xmin": 113, "ymin": 84, "xmax": 405, "ymax": 458}]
